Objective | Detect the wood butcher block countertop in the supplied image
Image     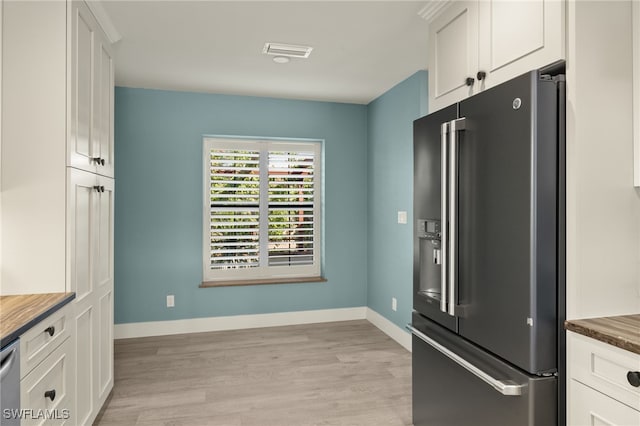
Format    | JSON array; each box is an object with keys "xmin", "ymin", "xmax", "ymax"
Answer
[
  {"xmin": 0, "ymin": 292, "xmax": 75, "ymax": 348},
  {"xmin": 565, "ymin": 314, "xmax": 640, "ymax": 355}
]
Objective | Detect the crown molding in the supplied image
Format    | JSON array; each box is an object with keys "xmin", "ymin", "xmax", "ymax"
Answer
[
  {"xmin": 417, "ymin": 0, "xmax": 452, "ymax": 23},
  {"xmin": 86, "ymin": 0, "xmax": 122, "ymax": 44}
]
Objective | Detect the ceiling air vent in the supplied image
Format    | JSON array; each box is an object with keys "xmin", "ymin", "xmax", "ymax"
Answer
[{"xmin": 262, "ymin": 42, "xmax": 313, "ymax": 59}]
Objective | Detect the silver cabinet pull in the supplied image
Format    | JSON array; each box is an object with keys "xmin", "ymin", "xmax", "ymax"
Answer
[{"xmin": 407, "ymin": 325, "xmax": 525, "ymax": 396}]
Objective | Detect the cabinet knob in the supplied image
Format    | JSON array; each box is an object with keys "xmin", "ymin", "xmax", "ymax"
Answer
[
  {"xmin": 477, "ymin": 71, "xmax": 487, "ymax": 81},
  {"xmin": 628, "ymin": 371, "xmax": 640, "ymax": 387},
  {"xmin": 100, "ymin": 158, "xmax": 105, "ymax": 166},
  {"xmin": 44, "ymin": 389, "xmax": 56, "ymax": 401},
  {"xmin": 465, "ymin": 77, "xmax": 475, "ymax": 87},
  {"xmin": 100, "ymin": 186, "xmax": 105, "ymax": 193},
  {"xmin": 44, "ymin": 326, "xmax": 55, "ymax": 337}
]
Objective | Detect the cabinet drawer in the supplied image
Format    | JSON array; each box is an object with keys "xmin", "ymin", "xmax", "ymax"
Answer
[
  {"xmin": 569, "ymin": 379, "xmax": 640, "ymax": 426},
  {"xmin": 569, "ymin": 332, "xmax": 640, "ymax": 411},
  {"xmin": 20, "ymin": 338, "xmax": 73, "ymax": 425},
  {"xmin": 20, "ymin": 304, "xmax": 72, "ymax": 379}
]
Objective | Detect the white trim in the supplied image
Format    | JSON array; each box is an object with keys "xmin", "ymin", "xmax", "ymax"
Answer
[
  {"xmin": 633, "ymin": 0, "xmax": 640, "ymax": 187},
  {"xmin": 86, "ymin": 1, "xmax": 121, "ymax": 44},
  {"xmin": 366, "ymin": 308, "xmax": 412, "ymax": 352},
  {"xmin": 202, "ymin": 137, "xmax": 322, "ymax": 282},
  {"xmin": 115, "ymin": 307, "xmax": 367, "ymax": 339}
]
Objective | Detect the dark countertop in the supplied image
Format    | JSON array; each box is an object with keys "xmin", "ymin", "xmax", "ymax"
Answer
[
  {"xmin": 565, "ymin": 314, "xmax": 640, "ymax": 355},
  {"xmin": 0, "ymin": 292, "xmax": 75, "ymax": 349}
]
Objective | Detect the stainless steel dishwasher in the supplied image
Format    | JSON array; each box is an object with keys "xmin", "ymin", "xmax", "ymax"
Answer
[{"xmin": 0, "ymin": 339, "xmax": 20, "ymax": 425}]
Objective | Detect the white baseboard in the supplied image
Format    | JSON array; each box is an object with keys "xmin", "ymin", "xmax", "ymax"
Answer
[
  {"xmin": 366, "ymin": 308, "xmax": 412, "ymax": 352},
  {"xmin": 114, "ymin": 307, "xmax": 367, "ymax": 339},
  {"xmin": 115, "ymin": 306, "xmax": 412, "ymax": 352}
]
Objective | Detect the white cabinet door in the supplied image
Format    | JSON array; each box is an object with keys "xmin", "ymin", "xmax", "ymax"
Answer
[
  {"xmin": 20, "ymin": 338, "xmax": 75, "ymax": 426},
  {"xmin": 94, "ymin": 176, "xmax": 114, "ymax": 406},
  {"xmin": 94, "ymin": 32, "xmax": 114, "ymax": 178},
  {"xmin": 478, "ymin": 0, "xmax": 565, "ymax": 89},
  {"xmin": 569, "ymin": 380, "xmax": 640, "ymax": 426},
  {"xmin": 428, "ymin": 1, "xmax": 479, "ymax": 111},
  {"xmin": 69, "ymin": 1, "xmax": 96, "ymax": 174},
  {"xmin": 67, "ymin": 168, "xmax": 96, "ymax": 425},
  {"xmin": 69, "ymin": 1, "xmax": 114, "ymax": 177},
  {"xmin": 67, "ymin": 168, "xmax": 95, "ymax": 302},
  {"xmin": 67, "ymin": 169, "xmax": 113, "ymax": 426}
]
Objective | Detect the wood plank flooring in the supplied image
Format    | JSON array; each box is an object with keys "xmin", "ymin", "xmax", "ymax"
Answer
[{"xmin": 95, "ymin": 320, "xmax": 412, "ymax": 426}]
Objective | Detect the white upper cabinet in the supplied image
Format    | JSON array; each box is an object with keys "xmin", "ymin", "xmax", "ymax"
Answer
[
  {"xmin": 427, "ymin": 0, "xmax": 565, "ymax": 112},
  {"xmin": 428, "ymin": 1, "xmax": 479, "ymax": 110},
  {"xmin": 69, "ymin": 1, "xmax": 114, "ymax": 178}
]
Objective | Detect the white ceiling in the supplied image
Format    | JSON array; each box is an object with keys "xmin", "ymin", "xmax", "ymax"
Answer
[{"xmin": 100, "ymin": 0, "xmax": 431, "ymax": 104}]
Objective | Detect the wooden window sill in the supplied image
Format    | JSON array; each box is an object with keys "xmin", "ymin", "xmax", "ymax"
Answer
[{"xmin": 200, "ymin": 276, "xmax": 327, "ymax": 288}]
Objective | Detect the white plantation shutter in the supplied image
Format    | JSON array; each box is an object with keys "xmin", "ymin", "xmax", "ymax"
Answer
[
  {"xmin": 268, "ymin": 150, "xmax": 315, "ymax": 267},
  {"xmin": 203, "ymin": 138, "xmax": 321, "ymax": 282},
  {"xmin": 209, "ymin": 149, "xmax": 261, "ymax": 269}
]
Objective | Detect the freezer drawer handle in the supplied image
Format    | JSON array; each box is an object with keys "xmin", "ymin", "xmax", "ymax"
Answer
[{"xmin": 406, "ymin": 325, "xmax": 525, "ymax": 396}]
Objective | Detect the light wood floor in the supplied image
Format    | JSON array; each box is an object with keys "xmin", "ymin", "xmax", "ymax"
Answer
[{"xmin": 95, "ymin": 320, "xmax": 412, "ymax": 426}]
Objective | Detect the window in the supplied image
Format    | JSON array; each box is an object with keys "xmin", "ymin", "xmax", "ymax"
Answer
[{"xmin": 202, "ymin": 137, "xmax": 322, "ymax": 283}]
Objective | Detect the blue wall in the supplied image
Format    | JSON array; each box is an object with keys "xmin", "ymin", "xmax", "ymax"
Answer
[
  {"xmin": 114, "ymin": 89, "xmax": 368, "ymax": 323},
  {"xmin": 366, "ymin": 71, "xmax": 428, "ymax": 329},
  {"xmin": 114, "ymin": 72, "xmax": 428, "ymax": 327}
]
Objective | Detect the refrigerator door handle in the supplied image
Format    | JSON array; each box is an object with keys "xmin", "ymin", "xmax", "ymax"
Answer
[
  {"xmin": 407, "ymin": 325, "xmax": 526, "ymax": 396},
  {"xmin": 447, "ymin": 118, "xmax": 465, "ymax": 316},
  {"xmin": 440, "ymin": 122, "xmax": 449, "ymax": 313}
]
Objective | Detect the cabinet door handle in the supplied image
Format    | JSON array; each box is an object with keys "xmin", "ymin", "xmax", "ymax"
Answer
[
  {"xmin": 465, "ymin": 77, "xmax": 475, "ymax": 87},
  {"xmin": 100, "ymin": 186, "xmax": 105, "ymax": 193},
  {"xmin": 100, "ymin": 158, "xmax": 105, "ymax": 166},
  {"xmin": 44, "ymin": 326, "xmax": 55, "ymax": 337},
  {"xmin": 477, "ymin": 71, "xmax": 486, "ymax": 81},
  {"xmin": 628, "ymin": 371, "xmax": 640, "ymax": 387},
  {"xmin": 44, "ymin": 389, "xmax": 56, "ymax": 401}
]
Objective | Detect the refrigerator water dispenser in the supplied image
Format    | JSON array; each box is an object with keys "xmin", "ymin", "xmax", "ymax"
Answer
[{"xmin": 417, "ymin": 219, "xmax": 441, "ymax": 301}]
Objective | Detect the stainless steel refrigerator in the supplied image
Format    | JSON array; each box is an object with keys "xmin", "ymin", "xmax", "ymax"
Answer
[{"xmin": 409, "ymin": 69, "xmax": 566, "ymax": 426}]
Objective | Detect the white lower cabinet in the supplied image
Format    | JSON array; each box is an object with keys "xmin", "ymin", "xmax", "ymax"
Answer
[
  {"xmin": 568, "ymin": 332, "xmax": 640, "ymax": 426},
  {"xmin": 19, "ymin": 305, "xmax": 75, "ymax": 426},
  {"xmin": 570, "ymin": 380, "xmax": 640, "ymax": 426}
]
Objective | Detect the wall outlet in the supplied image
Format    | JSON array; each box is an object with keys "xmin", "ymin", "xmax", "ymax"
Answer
[
  {"xmin": 392, "ymin": 297, "xmax": 397, "ymax": 311},
  {"xmin": 166, "ymin": 294, "xmax": 175, "ymax": 308},
  {"xmin": 397, "ymin": 211, "xmax": 408, "ymax": 224}
]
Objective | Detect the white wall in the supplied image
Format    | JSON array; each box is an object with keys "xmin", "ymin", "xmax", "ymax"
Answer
[{"xmin": 566, "ymin": 0, "xmax": 640, "ymax": 319}]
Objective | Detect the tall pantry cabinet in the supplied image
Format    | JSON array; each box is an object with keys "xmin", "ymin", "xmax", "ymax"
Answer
[{"xmin": 1, "ymin": 1, "xmax": 115, "ymax": 425}]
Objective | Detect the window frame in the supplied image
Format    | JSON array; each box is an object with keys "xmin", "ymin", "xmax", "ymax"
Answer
[{"xmin": 202, "ymin": 136, "xmax": 323, "ymax": 284}]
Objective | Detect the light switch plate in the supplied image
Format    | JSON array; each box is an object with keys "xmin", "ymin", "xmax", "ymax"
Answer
[{"xmin": 397, "ymin": 211, "xmax": 408, "ymax": 224}]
